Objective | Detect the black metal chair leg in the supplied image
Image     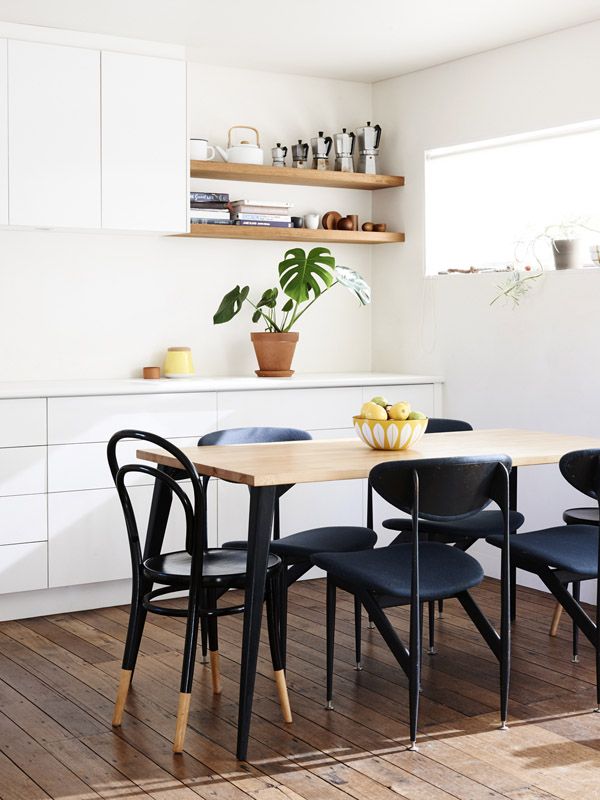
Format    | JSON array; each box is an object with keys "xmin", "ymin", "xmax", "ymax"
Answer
[
  {"xmin": 326, "ymin": 577, "xmax": 336, "ymax": 710},
  {"xmin": 200, "ymin": 617, "xmax": 208, "ymax": 665},
  {"xmin": 280, "ymin": 561, "xmax": 289, "ymax": 672},
  {"xmin": 572, "ymin": 582, "xmax": 580, "ymax": 663},
  {"xmin": 437, "ymin": 599, "xmax": 444, "ymax": 618},
  {"xmin": 206, "ymin": 588, "xmax": 222, "ymax": 695},
  {"xmin": 354, "ymin": 595, "xmax": 362, "ymax": 670},
  {"xmin": 510, "ymin": 563, "xmax": 517, "ymax": 622},
  {"xmin": 428, "ymin": 600, "xmax": 437, "ymax": 654},
  {"xmin": 408, "ymin": 595, "xmax": 421, "ymax": 750}
]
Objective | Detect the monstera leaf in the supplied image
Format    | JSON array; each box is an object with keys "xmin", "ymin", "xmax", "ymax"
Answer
[
  {"xmin": 334, "ymin": 266, "xmax": 371, "ymax": 305},
  {"xmin": 278, "ymin": 247, "xmax": 336, "ymax": 304},
  {"xmin": 213, "ymin": 285, "xmax": 250, "ymax": 324}
]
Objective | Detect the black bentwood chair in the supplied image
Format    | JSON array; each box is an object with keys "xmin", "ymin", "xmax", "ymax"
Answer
[
  {"xmin": 313, "ymin": 455, "xmax": 512, "ymax": 750},
  {"xmin": 203, "ymin": 427, "xmax": 377, "ymax": 670},
  {"xmin": 374, "ymin": 418, "xmax": 524, "ymax": 652},
  {"xmin": 108, "ymin": 430, "xmax": 290, "ymax": 754},
  {"xmin": 488, "ymin": 449, "xmax": 600, "ymax": 705}
]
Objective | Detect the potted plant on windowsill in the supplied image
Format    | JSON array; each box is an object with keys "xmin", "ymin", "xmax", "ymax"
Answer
[{"xmin": 213, "ymin": 246, "xmax": 370, "ymax": 377}]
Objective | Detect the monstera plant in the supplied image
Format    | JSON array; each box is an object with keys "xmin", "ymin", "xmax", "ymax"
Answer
[{"xmin": 214, "ymin": 247, "xmax": 370, "ymax": 377}]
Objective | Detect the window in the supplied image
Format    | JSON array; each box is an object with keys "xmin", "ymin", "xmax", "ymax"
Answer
[{"xmin": 425, "ymin": 121, "xmax": 600, "ymax": 276}]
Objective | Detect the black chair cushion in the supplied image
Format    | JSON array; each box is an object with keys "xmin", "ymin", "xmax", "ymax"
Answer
[
  {"xmin": 563, "ymin": 507, "xmax": 599, "ymax": 525},
  {"xmin": 143, "ymin": 549, "xmax": 281, "ymax": 586},
  {"xmin": 312, "ymin": 542, "xmax": 484, "ymax": 601},
  {"xmin": 269, "ymin": 526, "xmax": 376, "ymax": 559},
  {"xmin": 487, "ymin": 524, "xmax": 599, "ymax": 578},
  {"xmin": 382, "ymin": 509, "xmax": 524, "ymax": 540},
  {"xmin": 222, "ymin": 526, "xmax": 377, "ymax": 560}
]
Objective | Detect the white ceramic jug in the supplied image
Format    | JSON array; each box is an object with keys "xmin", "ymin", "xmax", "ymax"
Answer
[{"xmin": 216, "ymin": 125, "xmax": 264, "ymax": 165}]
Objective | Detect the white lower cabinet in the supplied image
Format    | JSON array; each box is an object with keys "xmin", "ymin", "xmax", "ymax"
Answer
[
  {"xmin": 0, "ymin": 494, "xmax": 46, "ymax": 546},
  {"xmin": 0, "ymin": 542, "xmax": 47, "ymax": 595},
  {"xmin": 48, "ymin": 483, "xmax": 217, "ymax": 588}
]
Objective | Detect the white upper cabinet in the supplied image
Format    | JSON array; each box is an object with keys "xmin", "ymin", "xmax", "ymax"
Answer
[
  {"xmin": 8, "ymin": 40, "xmax": 101, "ymax": 228},
  {"xmin": 0, "ymin": 39, "xmax": 7, "ymax": 226},
  {"xmin": 101, "ymin": 52, "xmax": 187, "ymax": 232}
]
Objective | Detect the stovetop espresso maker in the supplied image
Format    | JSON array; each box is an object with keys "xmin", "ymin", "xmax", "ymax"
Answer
[
  {"xmin": 356, "ymin": 121, "xmax": 382, "ymax": 174},
  {"xmin": 311, "ymin": 131, "xmax": 332, "ymax": 171},
  {"xmin": 334, "ymin": 128, "xmax": 355, "ymax": 172}
]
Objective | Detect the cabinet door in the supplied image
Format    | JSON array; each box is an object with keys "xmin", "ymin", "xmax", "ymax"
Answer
[
  {"xmin": 8, "ymin": 40, "xmax": 101, "ymax": 228},
  {"xmin": 0, "ymin": 39, "xmax": 7, "ymax": 226},
  {"xmin": 0, "ymin": 542, "xmax": 47, "ymax": 595},
  {"xmin": 101, "ymin": 52, "xmax": 187, "ymax": 232}
]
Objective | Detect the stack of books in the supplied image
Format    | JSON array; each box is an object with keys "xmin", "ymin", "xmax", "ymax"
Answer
[
  {"xmin": 230, "ymin": 199, "xmax": 293, "ymax": 228},
  {"xmin": 190, "ymin": 192, "xmax": 232, "ymax": 225}
]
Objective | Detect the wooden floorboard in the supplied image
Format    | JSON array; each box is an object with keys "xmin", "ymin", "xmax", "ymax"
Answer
[{"xmin": 0, "ymin": 578, "xmax": 598, "ymax": 800}]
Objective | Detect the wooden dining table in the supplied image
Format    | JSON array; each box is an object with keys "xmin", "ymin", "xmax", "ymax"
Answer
[{"xmin": 137, "ymin": 427, "xmax": 600, "ymax": 760}]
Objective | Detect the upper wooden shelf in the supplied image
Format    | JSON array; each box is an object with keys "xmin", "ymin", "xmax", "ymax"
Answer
[
  {"xmin": 190, "ymin": 160, "xmax": 404, "ymax": 190},
  {"xmin": 175, "ymin": 224, "xmax": 404, "ymax": 245}
]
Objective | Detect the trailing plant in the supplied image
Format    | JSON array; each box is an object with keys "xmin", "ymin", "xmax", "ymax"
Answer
[
  {"xmin": 490, "ymin": 268, "xmax": 543, "ymax": 308},
  {"xmin": 213, "ymin": 247, "xmax": 371, "ymax": 332}
]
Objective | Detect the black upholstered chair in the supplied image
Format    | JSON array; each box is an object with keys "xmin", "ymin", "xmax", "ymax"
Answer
[
  {"xmin": 108, "ymin": 430, "xmax": 291, "ymax": 754},
  {"xmin": 549, "ymin": 506, "xmax": 599, "ymax": 642},
  {"xmin": 313, "ymin": 455, "xmax": 512, "ymax": 750},
  {"xmin": 487, "ymin": 449, "xmax": 600, "ymax": 699},
  {"xmin": 374, "ymin": 418, "xmax": 524, "ymax": 652},
  {"xmin": 203, "ymin": 426, "xmax": 377, "ymax": 669}
]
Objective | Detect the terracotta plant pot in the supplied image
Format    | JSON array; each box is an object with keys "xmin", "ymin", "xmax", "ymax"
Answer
[{"xmin": 251, "ymin": 332, "xmax": 299, "ymax": 377}]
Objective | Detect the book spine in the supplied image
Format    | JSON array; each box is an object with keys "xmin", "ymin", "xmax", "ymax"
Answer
[
  {"xmin": 189, "ymin": 209, "xmax": 230, "ymax": 219},
  {"xmin": 231, "ymin": 206, "xmax": 293, "ymax": 215},
  {"xmin": 190, "ymin": 201, "xmax": 230, "ymax": 209},
  {"xmin": 190, "ymin": 192, "xmax": 229, "ymax": 202},
  {"xmin": 190, "ymin": 218, "xmax": 234, "ymax": 225},
  {"xmin": 234, "ymin": 220, "xmax": 293, "ymax": 228},
  {"xmin": 232, "ymin": 213, "xmax": 292, "ymax": 222}
]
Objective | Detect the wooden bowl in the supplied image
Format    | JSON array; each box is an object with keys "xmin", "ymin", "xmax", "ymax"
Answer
[
  {"xmin": 322, "ymin": 211, "xmax": 341, "ymax": 230},
  {"xmin": 373, "ymin": 223, "xmax": 387, "ymax": 233},
  {"xmin": 362, "ymin": 222, "xmax": 374, "ymax": 232},
  {"xmin": 337, "ymin": 217, "xmax": 354, "ymax": 231}
]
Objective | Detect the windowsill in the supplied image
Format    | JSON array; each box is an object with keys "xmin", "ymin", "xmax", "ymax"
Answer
[{"xmin": 426, "ymin": 265, "xmax": 600, "ymax": 278}]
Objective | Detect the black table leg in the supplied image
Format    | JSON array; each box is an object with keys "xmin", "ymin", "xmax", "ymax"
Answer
[
  {"xmin": 509, "ymin": 467, "xmax": 518, "ymax": 622},
  {"xmin": 236, "ymin": 484, "xmax": 276, "ymax": 761}
]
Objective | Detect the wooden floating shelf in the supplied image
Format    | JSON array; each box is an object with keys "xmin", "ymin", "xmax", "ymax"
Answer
[
  {"xmin": 175, "ymin": 224, "xmax": 405, "ymax": 245},
  {"xmin": 190, "ymin": 160, "xmax": 404, "ymax": 190}
]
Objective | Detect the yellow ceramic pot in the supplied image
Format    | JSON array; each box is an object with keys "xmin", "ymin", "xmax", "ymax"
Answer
[
  {"xmin": 164, "ymin": 347, "xmax": 195, "ymax": 378},
  {"xmin": 353, "ymin": 416, "xmax": 428, "ymax": 451}
]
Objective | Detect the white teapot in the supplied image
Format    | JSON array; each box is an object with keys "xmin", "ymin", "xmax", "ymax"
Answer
[{"xmin": 216, "ymin": 125, "xmax": 264, "ymax": 165}]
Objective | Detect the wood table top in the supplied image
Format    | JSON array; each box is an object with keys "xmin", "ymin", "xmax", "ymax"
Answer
[{"xmin": 136, "ymin": 428, "xmax": 600, "ymax": 487}]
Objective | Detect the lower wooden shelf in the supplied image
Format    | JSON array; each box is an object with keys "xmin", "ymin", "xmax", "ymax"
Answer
[{"xmin": 174, "ymin": 224, "xmax": 405, "ymax": 244}]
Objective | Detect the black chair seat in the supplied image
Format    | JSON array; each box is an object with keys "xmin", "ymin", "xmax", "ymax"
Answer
[
  {"xmin": 487, "ymin": 524, "xmax": 599, "ymax": 578},
  {"xmin": 313, "ymin": 542, "xmax": 484, "ymax": 601},
  {"xmin": 222, "ymin": 526, "xmax": 377, "ymax": 560},
  {"xmin": 563, "ymin": 507, "xmax": 599, "ymax": 525},
  {"xmin": 383, "ymin": 509, "xmax": 524, "ymax": 540},
  {"xmin": 270, "ymin": 526, "xmax": 376, "ymax": 559},
  {"xmin": 143, "ymin": 548, "xmax": 281, "ymax": 586}
]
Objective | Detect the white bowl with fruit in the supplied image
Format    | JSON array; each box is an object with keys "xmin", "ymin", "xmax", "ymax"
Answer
[{"xmin": 353, "ymin": 397, "xmax": 428, "ymax": 451}]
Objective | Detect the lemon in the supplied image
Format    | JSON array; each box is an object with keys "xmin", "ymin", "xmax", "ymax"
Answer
[
  {"xmin": 388, "ymin": 401, "xmax": 411, "ymax": 421},
  {"xmin": 360, "ymin": 401, "xmax": 388, "ymax": 421}
]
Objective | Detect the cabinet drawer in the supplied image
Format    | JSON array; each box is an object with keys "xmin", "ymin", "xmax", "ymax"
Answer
[
  {"xmin": 0, "ymin": 494, "xmax": 47, "ymax": 546},
  {"xmin": 0, "ymin": 447, "xmax": 46, "ymax": 496},
  {"xmin": 217, "ymin": 388, "xmax": 362, "ymax": 431},
  {"xmin": 48, "ymin": 393, "xmax": 217, "ymax": 444},
  {"xmin": 0, "ymin": 541, "xmax": 47, "ymax": 594},
  {"xmin": 361, "ymin": 385, "xmax": 435, "ymax": 416},
  {"xmin": 48, "ymin": 483, "xmax": 217, "ymax": 588},
  {"xmin": 48, "ymin": 437, "xmax": 197, "ymax": 493},
  {"xmin": 0, "ymin": 399, "xmax": 46, "ymax": 447}
]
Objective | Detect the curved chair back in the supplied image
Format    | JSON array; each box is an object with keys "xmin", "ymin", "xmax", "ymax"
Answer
[
  {"xmin": 107, "ymin": 430, "xmax": 206, "ymax": 561},
  {"xmin": 370, "ymin": 455, "xmax": 512, "ymax": 522},
  {"xmin": 425, "ymin": 418, "xmax": 473, "ymax": 434},
  {"xmin": 560, "ymin": 449, "xmax": 600, "ymax": 501}
]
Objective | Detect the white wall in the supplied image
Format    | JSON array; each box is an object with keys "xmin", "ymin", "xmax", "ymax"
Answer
[
  {"xmin": 372, "ymin": 20, "xmax": 600, "ymax": 598},
  {"xmin": 0, "ymin": 61, "xmax": 373, "ymax": 380}
]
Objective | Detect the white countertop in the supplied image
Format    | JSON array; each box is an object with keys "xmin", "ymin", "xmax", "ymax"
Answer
[{"xmin": 0, "ymin": 373, "xmax": 443, "ymax": 399}]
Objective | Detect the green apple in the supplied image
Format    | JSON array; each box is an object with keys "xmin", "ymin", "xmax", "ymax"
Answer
[
  {"xmin": 370, "ymin": 395, "xmax": 388, "ymax": 408},
  {"xmin": 408, "ymin": 411, "xmax": 427, "ymax": 420}
]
